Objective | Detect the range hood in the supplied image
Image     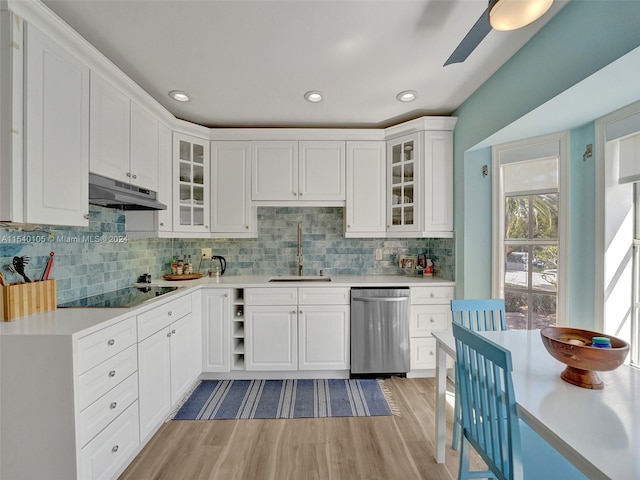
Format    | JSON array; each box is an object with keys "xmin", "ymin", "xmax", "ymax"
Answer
[{"xmin": 89, "ymin": 173, "xmax": 167, "ymax": 211}]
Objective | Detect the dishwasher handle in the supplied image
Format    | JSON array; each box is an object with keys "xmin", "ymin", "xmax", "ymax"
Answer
[{"xmin": 351, "ymin": 296, "xmax": 409, "ymax": 303}]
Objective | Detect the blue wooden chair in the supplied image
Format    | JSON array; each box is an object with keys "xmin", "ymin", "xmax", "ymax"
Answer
[
  {"xmin": 452, "ymin": 322, "xmax": 586, "ymax": 480},
  {"xmin": 450, "ymin": 299, "xmax": 507, "ymax": 449}
]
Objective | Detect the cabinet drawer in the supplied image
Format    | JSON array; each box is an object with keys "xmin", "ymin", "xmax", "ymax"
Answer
[
  {"xmin": 410, "ymin": 305, "xmax": 451, "ymax": 337},
  {"xmin": 78, "ymin": 345, "xmax": 137, "ymax": 411},
  {"xmin": 79, "ymin": 372, "xmax": 138, "ymax": 447},
  {"xmin": 80, "ymin": 401, "xmax": 140, "ymax": 480},
  {"xmin": 298, "ymin": 287, "xmax": 350, "ymax": 305},
  {"xmin": 245, "ymin": 287, "xmax": 297, "ymax": 305},
  {"xmin": 410, "ymin": 337, "xmax": 437, "ymax": 370},
  {"xmin": 77, "ymin": 317, "xmax": 137, "ymax": 374},
  {"xmin": 137, "ymin": 294, "xmax": 191, "ymax": 341},
  {"xmin": 411, "ymin": 286, "xmax": 454, "ymax": 305}
]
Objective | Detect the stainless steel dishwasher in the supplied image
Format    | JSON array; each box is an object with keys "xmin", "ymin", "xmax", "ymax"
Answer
[{"xmin": 350, "ymin": 287, "xmax": 411, "ymax": 376}]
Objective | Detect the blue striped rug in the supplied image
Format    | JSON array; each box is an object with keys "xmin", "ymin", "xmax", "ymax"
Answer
[{"xmin": 173, "ymin": 379, "xmax": 395, "ymax": 420}]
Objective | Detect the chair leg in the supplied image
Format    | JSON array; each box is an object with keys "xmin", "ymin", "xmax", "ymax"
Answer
[{"xmin": 458, "ymin": 435, "xmax": 471, "ymax": 480}]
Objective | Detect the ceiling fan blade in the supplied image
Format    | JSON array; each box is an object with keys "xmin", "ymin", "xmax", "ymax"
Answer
[{"xmin": 443, "ymin": 8, "xmax": 492, "ymax": 66}]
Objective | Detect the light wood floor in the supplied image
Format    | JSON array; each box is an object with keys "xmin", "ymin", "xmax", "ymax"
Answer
[{"xmin": 119, "ymin": 377, "xmax": 462, "ymax": 480}]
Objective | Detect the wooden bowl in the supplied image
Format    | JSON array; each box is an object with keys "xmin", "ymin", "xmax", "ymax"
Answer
[{"xmin": 540, "ymin": 327, "xmax": 629, "ymax": 389}]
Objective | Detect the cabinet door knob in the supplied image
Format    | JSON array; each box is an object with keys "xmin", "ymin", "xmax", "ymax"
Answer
[
  {"xmin": 110, "ymin": 401, "xmax": 117, "ymax": 410},
  {"xmin": 291, "ymin": 310, "xmax": 296, "ymax": 315},
  {"xmin": 167, "ymin": 332, "xmax": 172, "ymax": 337},
  {"xmin": 168, "ymin": 311, "xmax": 173, "ymax": 316},
  {"xmin": 292, "ymin": 192, "xmax": 297, "ymax": 197},
  {"xmin": 171, "ymin": 329, "xmax": 176, "ymax": 334},
  {"xmin": 126, "ymin": 172, "xmax": 132, "ymax": 178},
  {"xmin": 108, "ymin": 370, "xmax": 116, "ymax": 378},
  {"xmin": 132, "ymin": 174, "xmax": 137, "ymax": 179},
  {"xmin": 299, "ymin": 192, "xmax": 303, "ymax": 196},
  {"xmin": 84, "ymin": 214, "xmax": 90, "ymax": 220},
  {"xmin": 160, "ymin": 222, "xmax": 164, "ymax": 227},
  {"xmin": 299, "ymin": 310, "xmax": 303, "ymax": 314},
  {"xmin": 112, "ymin": 445, "xmax": 119, "ymax": 453},
  {"xmin": 430, "ymin": 318, "xmax": 435, "ymax": 323},
  {"xmin": 224, "ymin": 293, "xmax": 229, "ymax": 297},
  {"xmin": 107, "ymin": 338, "xmax": 115, "ymax": 346},
  {"xmin": 245, "ymin": 225, "xmax": 249, "ymax": 229}
]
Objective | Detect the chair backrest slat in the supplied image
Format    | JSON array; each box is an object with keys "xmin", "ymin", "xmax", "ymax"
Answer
[
  {"xmin": 451, "ymin": 298, "xmax": 507, "ymax": 331},
  {"xmin": 453, "ymin": 322, "xmax": 523, "ymax": 480}
]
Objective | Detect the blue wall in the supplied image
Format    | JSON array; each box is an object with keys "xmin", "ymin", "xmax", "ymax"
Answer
[
  {"xmin": 0, "ymin": 206, "xmax": 454, "ymax": 304},
  {"xmin": 453, "ymin": 1, "xmax": 640, "ymax": 327}
]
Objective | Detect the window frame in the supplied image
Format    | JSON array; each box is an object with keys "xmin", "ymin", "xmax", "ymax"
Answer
[{"xmin": 491, "ymin": 132, "xmax": 570, "ymax": 327}]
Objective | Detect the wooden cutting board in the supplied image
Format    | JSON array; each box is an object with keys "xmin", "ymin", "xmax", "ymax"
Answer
[{"xmin": 162, "ymin": 273, "xmax": 203, "ymax": 281}]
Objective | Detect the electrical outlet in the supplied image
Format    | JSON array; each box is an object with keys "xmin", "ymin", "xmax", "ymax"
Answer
[
  {"xmin": 201, "ymin": 247, "xmax": 212, "ymax": 259},
  {"xmin": 375, "ymin": 248, "xmax": 383, "ymax": 261}
]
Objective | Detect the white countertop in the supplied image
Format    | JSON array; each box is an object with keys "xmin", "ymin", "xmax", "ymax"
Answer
[{"xmin": 1, "ymin": 274, "xmax": 454, "ymax": 337}]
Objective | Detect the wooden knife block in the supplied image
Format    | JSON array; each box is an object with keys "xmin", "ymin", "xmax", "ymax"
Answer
[{"xmin": 1, "ymin": 280, "xmax": 57, "ymax": 321}]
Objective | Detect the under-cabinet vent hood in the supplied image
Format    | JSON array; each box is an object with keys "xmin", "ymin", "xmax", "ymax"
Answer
[{"xmin": 89, "ymin": 173, "xmax": 167, "ymax": 211}]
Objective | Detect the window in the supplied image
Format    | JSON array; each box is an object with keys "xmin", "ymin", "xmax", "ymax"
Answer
[{"xmin": 492, "ymin": 133, "xmax": 568, "ymax": 329}]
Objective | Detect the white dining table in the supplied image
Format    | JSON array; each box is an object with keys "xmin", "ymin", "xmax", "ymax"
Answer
[{"xmin": 432, "ymin": 329, "xmax": 640, "ymax": 480}]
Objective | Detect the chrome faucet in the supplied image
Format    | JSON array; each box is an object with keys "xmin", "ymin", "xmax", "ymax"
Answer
[{"xmin": 297, "ymin": 223, "xmax": 304, "ymax": 276}]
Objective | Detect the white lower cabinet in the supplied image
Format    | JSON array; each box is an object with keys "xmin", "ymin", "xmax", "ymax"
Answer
[
  {"xmin": 80, "ymin": 401, "xmax": 140, "ymax": 480},
  {"xmin": 137, "ymin": 293, "xmax": 200, "ymax": 440},
  {"xmin": 202, "ymin": 288, "xmax": 232, "ymax": 372},
  {"xmin": 244, "ymin": 287, "xmax": 350, "ymax": 372},
  {"xmin": 0, "ymin": 314, "xmax": 139, "ymax": 480},
  {"xmin": 245, "ymin": 305, "xmax": 298, "ymax": 371},
  {"xmin": 299, "ymin": 305, "xmax": 350, "ymax": 370},
  {"xmin": 408, "ymin": 286, "xmax": 454, "ymax": 376},
  {"xmin": 138, "ymin": 326, "xmax": 172, "ymax": 439}
]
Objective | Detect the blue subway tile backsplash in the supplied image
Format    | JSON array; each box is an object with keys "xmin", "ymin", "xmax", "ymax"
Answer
[{"xmin": 0, "ymin": 206, "xmax": 454, "ymax": 303}]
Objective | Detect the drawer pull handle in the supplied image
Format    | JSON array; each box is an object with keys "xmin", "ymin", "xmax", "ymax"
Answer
[
  {"xmin": 168, "ymin": 311, "xmax": 173, "ymax": 316},
  {"xmin": 112, "ymin": 445, "xmax": 119, "ymax": 453},
  {"xmin": 430, "ymin": 318, "xmax": 435, "ymax": 323},
  {"xmin": 430, "ymin": 293, "xmax": 435, "ymax": 298},
  {"xmin": 108, "ymin": 370, "xmax": 116, "ymax": 378},
  {"xmin": 107, "ymin": 339, "xmax": 115, "ymax": 346},
  {"xmin": 110, "ymin": 402, "xmax": 117, "ymax": 410}
]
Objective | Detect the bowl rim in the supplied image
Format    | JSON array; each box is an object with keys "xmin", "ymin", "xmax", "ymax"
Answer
[{"xmin": 540, "ymin": 326, "xmax": 630, "ymax": 350}]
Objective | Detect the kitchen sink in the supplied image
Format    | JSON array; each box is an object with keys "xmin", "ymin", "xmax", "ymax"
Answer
[{"xmin": 268, "ymin": 276, "xmax": 332, "ymax": 282}]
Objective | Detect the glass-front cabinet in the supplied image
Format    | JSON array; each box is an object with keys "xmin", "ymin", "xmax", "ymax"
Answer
[
  {"xmin": 387, "ymin": 133, "xmax": 421, "ymax": 233},
  {"xmin": 173, "ymin": 133, "xmax": 210, "ymax": 233}
]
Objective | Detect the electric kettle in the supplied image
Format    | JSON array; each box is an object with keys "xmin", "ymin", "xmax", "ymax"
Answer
[{"xmin": 209, "ymin": 255, "xmax": 227, "ymax": 277}]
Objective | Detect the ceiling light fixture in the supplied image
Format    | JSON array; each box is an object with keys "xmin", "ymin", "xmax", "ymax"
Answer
[
  {"xmin": 304, "ymin": 91, "xmax": 324, "ymax": 103},
  {"xmin": 169, "ymin": 90, "xmax": 190, "ymax": 102},
  {"xmin": 488, "ymin": 0, "xmax": 554, "ymax": 31},
  {"xmin": 396, "ymin": 90, "xmax": 418, "ymax": 102}
]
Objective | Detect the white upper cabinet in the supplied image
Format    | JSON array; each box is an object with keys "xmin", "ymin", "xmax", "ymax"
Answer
[
  {"xmin": 299, "ymin": 141, "xmax": 345, "ymax": 201},
  {"xmin": 90, "ymin": 72, "xmax": 159, "ymax": 191},
  {"xmin": 387, "ymin": 133, "xmax": 421, "ymax": 234},
  {"xmin": 211, "ymin": 141, "xmax": 256, "ymax": 236},
  {"xmin": 130, "ymin": 102, "xmax": 159, "ymax": 191},
  {"xmin": 384, "ymin": 119, "xmax": 456, "ymax": 238},
  {"xmin": 251, "ymin": 140, "xmax": 345, "ymax": 204},
  {"xmin": 345, "ymin": 141, "xmax": 386, "ymax": 237},
  {"xmin": 423, "ymin": 130, "xmax": 453, "ymax": 234},
  {"xmin": 251, "ymin": 141, "xmax": 298, "ymax": 201},
  {"xmin": 173, "ymin": 132, "xmax": 210, "ymax": 233},
  {"xmin": 23, "ymin": 22, "xmax": 90, "ymax": 226}
]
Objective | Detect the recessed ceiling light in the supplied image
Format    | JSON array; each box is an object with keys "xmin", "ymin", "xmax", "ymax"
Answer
[
  {"xmin": 169, "ymin": 90, "xmax": 190, "ymax": 102},
  {"xmin": 396, "ymin": 90, "xmax": 418, "ymax": 102},
  {"xmin": 304, "ymin": 91, "xmax": 324, "ymax": 103}
]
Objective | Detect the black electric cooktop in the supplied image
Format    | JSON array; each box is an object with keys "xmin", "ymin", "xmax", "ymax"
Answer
[{"xmin": 58, "ymin": 286, "xmax": 179, "ymax": 308}]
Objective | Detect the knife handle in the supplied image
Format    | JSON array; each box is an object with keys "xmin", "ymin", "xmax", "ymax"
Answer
[{"xmin": 44, "ymin": 252, "xmax": 54, "ymax": 281}]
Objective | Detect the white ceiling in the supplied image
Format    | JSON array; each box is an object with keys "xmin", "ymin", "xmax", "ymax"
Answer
[{"xmin": 42, "ymin": 0, "xmax": 565, "ymax": 129}]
